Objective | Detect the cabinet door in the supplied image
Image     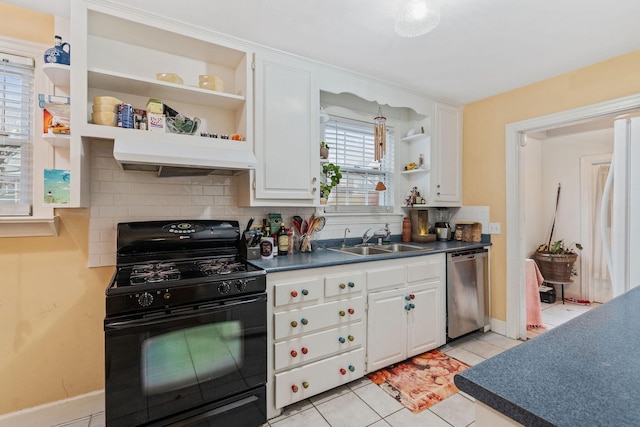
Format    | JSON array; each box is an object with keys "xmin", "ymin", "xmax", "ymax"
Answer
[
  {"xmin": 366, "ymin": 288, "xmax": 407, "ymax": 372},
  {"xmin": 431, "ymin": 102, "xmax": 462, "ymax": 205},
  {"xmin": 406, "ymin": 281, "xmax": 445, "ymax": 357},
  {"xmin": 253, "ymin": 53, "xmax": 319, "ymax": 201}
]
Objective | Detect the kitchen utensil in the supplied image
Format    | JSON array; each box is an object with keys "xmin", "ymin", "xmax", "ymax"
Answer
[
  {"xmin": 292, "ymin": 218, "xmax": 301, "ymax": 233},
  {"xmin": 245, "ymin": 217, "xmax": 254, "ymax": 233},
  {"xmin": 293, "ymin": 215, "xmax": 304, "ymax": 227},
  {"xmin": 314, "ymin": 216, "xmax": 326, "ymax": 231}
]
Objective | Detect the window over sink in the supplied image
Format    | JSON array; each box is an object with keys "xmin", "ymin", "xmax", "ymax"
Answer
[{"xmin": 321, "ymin": 114, "xmax": 394, "ymax": 213}]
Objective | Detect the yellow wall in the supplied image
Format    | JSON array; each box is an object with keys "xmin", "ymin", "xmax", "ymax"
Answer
[
  {"xmin": 0, "ymin": 4, "xmax": 112, "ymax": 415},
  {"xmin": 0, "ymin": 211, "xmax": 114, "ymax": 414},
  {"xmin": 0, "ymin": 3, "xmax": 53, "ymax": 44},
  {"xmin": 463, "ymin": 49, "xmax": 640, "ymax": 321}
]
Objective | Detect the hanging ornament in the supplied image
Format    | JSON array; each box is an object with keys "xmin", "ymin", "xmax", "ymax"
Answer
[{"xmin": 374, "ymin": 106, "xmax": 386, "ymax": 162}]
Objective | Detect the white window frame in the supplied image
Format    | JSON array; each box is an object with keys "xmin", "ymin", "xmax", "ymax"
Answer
[
  {"xmin": 321, "ymin": 114, "xmax": 395, "ymax": 213},
  {"xmin": 0, "ymin": 35, "xmax": 57, "ymax": 237}
]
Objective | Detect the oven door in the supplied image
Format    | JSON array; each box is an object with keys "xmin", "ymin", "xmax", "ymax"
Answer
[{"xmin": 105, "ymin": 294, "xmax": 267, "ymax": 427}]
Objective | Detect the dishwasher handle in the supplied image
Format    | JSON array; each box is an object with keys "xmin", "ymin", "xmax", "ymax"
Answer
[{"xmin": 448, "ymin": 248, "xmax": 488, "ymax": 260}]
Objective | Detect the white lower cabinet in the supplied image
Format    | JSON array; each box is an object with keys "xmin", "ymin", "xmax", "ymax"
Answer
[
  {"xmin": 366, "ymin": 254, "xmax": 446, "ymax": 373},
  {"xmin": 269, "ymin": 266, "xmax": 365, "ymax": 413},
  {"xmin": 267, "ymin": 254, "xmax": 445, "ymax": 417},
  {"xmin": 274, "ymin": 348, "xmax": 365, "ymax": 408}
]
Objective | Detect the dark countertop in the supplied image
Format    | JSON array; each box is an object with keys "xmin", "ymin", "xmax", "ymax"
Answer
[
  {"xmin": 454, "ymin": 286, "xmax": 640, "ymax": 427},
  {"xmin": 248, "ymin": 238, "xmax": 489, "ymax": 273}
]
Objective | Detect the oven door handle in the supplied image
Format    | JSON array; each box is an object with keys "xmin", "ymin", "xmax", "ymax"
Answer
[{"xmin": 105, "ymin": 294, "xmax": 266, "ymax": 331}]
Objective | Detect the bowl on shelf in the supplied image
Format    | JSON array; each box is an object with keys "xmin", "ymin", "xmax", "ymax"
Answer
[
  {"xmin": 92, "ymin": 111, "xmax": 117, "ymax": 126},
  {"xmin": 163, "ymin": 103, "xmax": 200, "ymax": 135},
  {"xmin": 156, "ymin": 73, "xmax": 184, "ymax": 84},
  {"xmin": 198, "ymin": 75, "xmax": 224, "ymax": 92}
]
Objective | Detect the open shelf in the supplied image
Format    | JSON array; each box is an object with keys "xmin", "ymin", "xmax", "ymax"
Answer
[
  {"xmin": 401, "ymin": 168, "xmax": 430, "ymax": 175},
  {"xmin": 42, "ymin": 133, "xmax": 71, "ymax": 148},
  {"xmin": 88, "ymin": 68, "xmax": 245, "ymax": 110},
  {"xmin": 401, "ymin": 133, "xmax": 429, "ymax": 143},
  {"xmin": 43, "ymin": 63, "xmax": 70, "ymax": 88}
]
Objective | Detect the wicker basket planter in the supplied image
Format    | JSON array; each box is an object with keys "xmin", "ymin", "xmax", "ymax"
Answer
[{"xmin": 532, "ymin": 251, "xmax": 578, "ymax": 282}]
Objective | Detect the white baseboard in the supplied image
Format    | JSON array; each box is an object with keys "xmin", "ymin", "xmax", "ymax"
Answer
[
  {"xmin": 490, "ymin": 317, "xmax": 507, "ymax": 336},
  {"xmin": 0, "ymin": 390, "xmax": 104, "ymax": 427}
]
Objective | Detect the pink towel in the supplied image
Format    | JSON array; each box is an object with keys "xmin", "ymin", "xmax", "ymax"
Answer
[{"xmin": 525, "ymin": 259, "xmax": 546, "ymax": 330}]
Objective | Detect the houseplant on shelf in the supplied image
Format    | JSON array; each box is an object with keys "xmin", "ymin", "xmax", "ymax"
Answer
[{"xmin": 320, "ymin": 163, "xmax": 342, "ymax": 204}]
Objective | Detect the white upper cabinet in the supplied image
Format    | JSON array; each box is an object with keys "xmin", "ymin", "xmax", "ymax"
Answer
[
  {"xmin": 238, "ymin": 52, "xmax": 319, "ymax": 206},
  {"xmin": 430, "ymin": 102, "xmax": 462, "ymax": 206}
]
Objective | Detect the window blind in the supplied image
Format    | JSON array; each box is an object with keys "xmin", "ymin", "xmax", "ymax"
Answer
[
  {"xmin": 0, "ymin": 52, "xmax": 33, "ymax": 216},
  {"xmin": 322, "ymin": 116, "xmax": 394, "ymax": 211}
]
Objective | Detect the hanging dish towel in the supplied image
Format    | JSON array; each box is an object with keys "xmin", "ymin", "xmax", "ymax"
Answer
[{"xmin": 525, "ymin": 259, "xmax": 546, "ymax": 330}]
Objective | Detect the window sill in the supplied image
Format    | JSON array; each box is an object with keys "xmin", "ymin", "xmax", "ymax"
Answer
[{"xmin": 0, "ymin": 216, "xmax": 60, "ymax": 237}]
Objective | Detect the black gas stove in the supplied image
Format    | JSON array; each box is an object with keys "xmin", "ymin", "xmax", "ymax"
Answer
[
  {"xmin": 104, "ymin": 220, "xmax": 267, "ymax": 427},
  {"xmin": 106, "ymin": 220, "xmax": 266, "ymax": 317}
]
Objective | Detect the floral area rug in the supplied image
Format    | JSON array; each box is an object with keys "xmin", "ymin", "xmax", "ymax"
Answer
[{"xmin": 366, "ymin": 350, "xmax": 470, "ymax": 413}]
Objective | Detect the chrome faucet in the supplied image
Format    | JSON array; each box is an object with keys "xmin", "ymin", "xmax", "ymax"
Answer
[
  {"xmin": 362, "ymin": 223, "xmax": 390, "ymax": 245},
  {"xmin": 342, "ymin": 227, "xmax": 350, "ymax": 248},
  {"xmin": 372, "ymin": 223, "xmax": 391, "ymax": 245}
]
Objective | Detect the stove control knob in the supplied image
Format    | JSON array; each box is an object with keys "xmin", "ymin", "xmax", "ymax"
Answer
[
  {"xmin": 235, "ymin": 279, "xmax": 248, "ymax": 291},
  {"xmin": 218, "ymin": 282, "xmax": 231, "ymax": 294},
  {"xmin": 138, "ymin": 292, "xmax": 154, "ymax": 307}
]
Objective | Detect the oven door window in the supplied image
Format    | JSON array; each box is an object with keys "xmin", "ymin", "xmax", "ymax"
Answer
[{"xmin": 105, "ymin": 295, "xmax": 266, "ymax": 427}]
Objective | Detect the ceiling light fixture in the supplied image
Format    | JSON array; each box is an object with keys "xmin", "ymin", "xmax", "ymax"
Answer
[{"xmin": 395, "ymin": 0, "xmax": 442, "ymax": 38}]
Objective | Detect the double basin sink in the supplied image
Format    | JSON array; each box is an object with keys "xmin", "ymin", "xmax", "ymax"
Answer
[{"xmin": 328, "ymin": 243, "xmax": 433, "ymax": 257}]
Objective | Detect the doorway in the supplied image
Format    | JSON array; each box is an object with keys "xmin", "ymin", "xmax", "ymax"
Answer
[{"xmin": 504, "ymin": 94, "xmax": 640, "ymax": 340}]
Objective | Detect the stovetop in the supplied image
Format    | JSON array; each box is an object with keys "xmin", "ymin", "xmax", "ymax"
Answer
[
  {"xmin": 106, "ymin": 220, "xmax": 266, "ymax": 317},
  {"xmin": 111, "ymin": 256, "xmax": 261, "ymax": 291}
]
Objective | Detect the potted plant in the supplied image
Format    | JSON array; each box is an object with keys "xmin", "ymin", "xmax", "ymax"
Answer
[
  {"xmin": 320, "ymin": 141, "xmax": 330, "ymax": 159},
  {"xmin": 320, "ymin": 163, "xmax": 342, "ymax": 204},
  {"xmin": 533, "ymin": 239, "xmax": 583, "ymax": 282}
]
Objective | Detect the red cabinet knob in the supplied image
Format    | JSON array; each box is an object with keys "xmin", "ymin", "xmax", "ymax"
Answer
[
  {"xmin": 340, "ymin": 368, "xmax": 347, "ymax": 375},
  {"xmin": 291, "ymin": 385, "xmax": 299, "ymax": 393},
  {"xmin": 290, "ymin": 350, "xmax": 298, "ymax": 358},
  {"xmin": 410, "ymin": 294, "xmax": 415, "ymax": 300},
  {"xmin": 301, "ymin": 347, "xmax": 308, "ymax": 354},
  {"xmin": 291, "ymin": 290, "xmax": 298, "ymax": 297},
  {"xmin": 348, "ymin": 308, "xmax": 355, "ymax": 315}
]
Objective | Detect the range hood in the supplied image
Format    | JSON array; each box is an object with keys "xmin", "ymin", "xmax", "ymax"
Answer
[{"xmin": 113, "ymin": 138, "xmax": 257, "ymax": 177}]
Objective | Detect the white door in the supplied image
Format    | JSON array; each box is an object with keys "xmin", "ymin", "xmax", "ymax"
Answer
[
  {"xmin": 406, "ymin": 282, "xmax": 441, "ymax": 357},
  {"xmin": 253, "ymin": 52, "xmax": 319, "ymax": 201},
  {"xmin": 366, "ymin": 288, "xmax": 407, "ymax": 372}
]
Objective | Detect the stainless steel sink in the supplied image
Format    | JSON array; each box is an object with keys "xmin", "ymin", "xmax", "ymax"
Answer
[
  {"xmin": 334, "ymin": 246, "xmax": 392, "ymax": 256},
  {"xmin": 329, "ymin": 243, "xmax": 433, "ymax": 256}
]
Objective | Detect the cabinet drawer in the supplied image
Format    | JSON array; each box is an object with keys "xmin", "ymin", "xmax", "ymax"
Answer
[
  {"xmin": 275, "ymin": 348, "xmax": 364, "ymax": 408},
  {"xmin": 407, "ymin": 256, "xmax": 442, "ymax": 283},
  {"xmin": 366, "ymin": 266, "xmax": 406, "ymax": 291},
  {"xmin": 273, "ymin": 277, "xmax": 323, "ymax": 307},
  {"xmin": 274, "ymin": 296, "xmax": 364, "ymax": 340},
  {"xmin": 324, "ymin": 271, "xmax": 365, "ymax": 298},
  {"xmin": 274, "ymin": 321, "xmax": 363, "ymax": 371}
]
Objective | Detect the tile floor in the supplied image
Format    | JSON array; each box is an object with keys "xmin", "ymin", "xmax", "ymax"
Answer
[{"xmin": 52, "ymin": 300, "xmax": 597, "ymax": 427}]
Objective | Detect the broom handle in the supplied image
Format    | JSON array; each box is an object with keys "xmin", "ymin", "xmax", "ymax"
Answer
[{"xmin": 547, "ymin": 183, "xmax": 561, "ymax": 248}]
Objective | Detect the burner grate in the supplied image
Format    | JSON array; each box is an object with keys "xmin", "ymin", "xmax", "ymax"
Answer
[
  {"xmin": 130, "ymin": 262, "xmax": 181, "ymax": 285},
  {"xmin": 197, "ymin": 258, "xmax": 247, "ymax": 276}
]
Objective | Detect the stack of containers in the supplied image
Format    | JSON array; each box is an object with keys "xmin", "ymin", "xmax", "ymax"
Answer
[{"xmin": 92, "ymin": 96, "xmax": 121, "ymax": 126}]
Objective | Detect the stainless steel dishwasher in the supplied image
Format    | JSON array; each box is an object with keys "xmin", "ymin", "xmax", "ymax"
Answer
[{"xmin": 447, "ymin": 248, "xmax": 488, "ymax": 339}]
